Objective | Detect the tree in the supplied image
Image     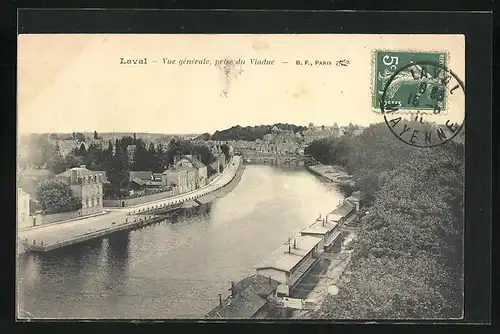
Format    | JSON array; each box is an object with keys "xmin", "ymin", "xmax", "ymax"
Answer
[
  {"xmin": 49, "ymin": 133, "xmax": 59, "ymax": 140},
  {"xmin": 64, "ymin": 154, "xmax": 85, "ymax": 168},
  {"xmin": 220, "ymin": 144, "xmax": 230, "ymax": 163},
  {"xmin": 121, "ymin": 136, "xmax": 134, "ymax": 148},
  {"xmin": 211, "ymin": 124, "xmax": 307, "ymax": 141},
  {"xmin": 147, "ymin": 143, "xmax": 158, "ymax": 171},
  {"xmin": 78, "ymin": 143, "xmax": 87, "ymax": 157},
  {"xmin": 132, "ymin": 139, "xmax": 149, "ymax": 171},
  {"xmin": 36, "ymin": 179, "xmax": 82, "ymax": 213},
  {"xmin": 195, "ymin": 133, "xmax": 211, "ymax": 141},
  {"xmin": 86, "ymin": 143, "xmax": 105, "ymax": 169},
  {"xmin": 46, "ymin": 153, "xmax": 66, "ymax": 174},
  {"xmin": 94, "ymin": 131, "xmax": 99, "ymax": 140},
  {"xmin": 306, "ymin": 122, "xmax": 464, "ymax": 319},
  {"xmin": 107, "ymin": 139, "xmax": 129, "ymax": 189},
  {"xmin": 72, "ymin": 132, "xmax": 86, "ymax": 142}
]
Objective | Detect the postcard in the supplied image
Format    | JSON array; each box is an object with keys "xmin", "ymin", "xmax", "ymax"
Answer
[{"xmin": 17, "ymin": 34, "xmax": 465, "ymax": 320}]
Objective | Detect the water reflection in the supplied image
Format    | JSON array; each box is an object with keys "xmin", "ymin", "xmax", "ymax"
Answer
[
  {"xmin": 17, "ymin": 165, "xmax": 344, "ymax": 319},
  {"xmin": 103, "ymin": 232, "xmax": 130, "ymax": 302}
]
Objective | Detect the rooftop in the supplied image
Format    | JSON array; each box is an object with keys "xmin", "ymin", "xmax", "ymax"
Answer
[
  {"xmin": 162, "ymin": 166, "xmax": 196, "ymax": 174},
  {"xmin": 329, "ymin": 201, "xmax": 355, "ymax": 221},
  {"xmin": 130, "ymin": 178, "xmax": 147, "ymax": 186},
  {"xmin": 56, "ymin": 166, "xmax": 108, "ymax": 183},
  {"xmin": 56, "ymin": 166, "xmax": 94, "ymax": 178},
  {"xmin": 206, "ymin": 275, "xmax": 281, "ymax": 319},
  {"xmin": 254, "ymin": 235, "xmax": 322, "ymax": 273},
  {"xmin": 129, "ymin": 171, "xmax": 153, "ymax": 181}
]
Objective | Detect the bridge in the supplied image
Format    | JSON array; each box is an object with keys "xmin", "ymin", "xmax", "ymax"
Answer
[{"xmin": 237, "ymin": 150, "xmax": 316, "ymax": 166}]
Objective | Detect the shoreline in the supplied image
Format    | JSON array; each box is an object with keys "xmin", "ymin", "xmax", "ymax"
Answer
[{"xmin": 18, "ymin": 157, "xmax": 243, "ymax": 254}]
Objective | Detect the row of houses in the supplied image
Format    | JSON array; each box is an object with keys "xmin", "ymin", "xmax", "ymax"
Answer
[
  {"xmin": 17, "ymin": 166, "xmax": 108, "ymax": 230},
  {"xmin": 207, "ymin": 192, "xmax": 361, "ymax": 319},
  {"xmin": 127, "ymin": 152, "xmax": 228, "ymax": 195},
  {"xmin": 17, "ymin": 150, "xmax": 230, "ymax": 229}
]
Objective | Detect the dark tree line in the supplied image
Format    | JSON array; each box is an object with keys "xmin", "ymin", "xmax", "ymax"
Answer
[{"xmin": 211, "ymin": 123, "xmax": 308, "ymax": 141}]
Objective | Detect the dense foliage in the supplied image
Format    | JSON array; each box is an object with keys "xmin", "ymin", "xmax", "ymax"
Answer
[
  {"xmin": 36, "ymin": 179, "xmax": 82, "ymax": 214},
  {"xmin": 211, "ymin": 123, "xmax": 307, "ymax": 141},
  {"xmin": 306, "ymin": 122, "xmax": 464, "ymax": 319},
  {"xmin": 220, "ymin": 144, "xmax": 230, "ymax": 162},
  {"xmin": 21, "ymin": 134, "xmax": 217, "ymax": 191}
]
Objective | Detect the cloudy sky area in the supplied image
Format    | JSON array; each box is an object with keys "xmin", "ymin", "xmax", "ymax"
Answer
[{"xmin": 18, "ymin": 34, "xmax": 464, "ymax": 135}]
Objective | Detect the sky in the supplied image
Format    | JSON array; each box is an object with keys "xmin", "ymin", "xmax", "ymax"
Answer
[{"xmin": 17, "ymin": 34, "xmax": 465, "ymax": 135}]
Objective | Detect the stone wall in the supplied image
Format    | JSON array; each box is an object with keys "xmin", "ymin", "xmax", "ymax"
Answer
[
  {"xmin": 103, "ymin": 188, "xmax": 180, "ymax": 207},
  {"xmin": 32, "ymin": 207, "xmax": 102, "ymax": 226}
]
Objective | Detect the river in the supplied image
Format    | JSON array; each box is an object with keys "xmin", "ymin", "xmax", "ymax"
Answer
[{"xmin": 17, "ymin": 164, "xmax": 344, "ymax": 319}]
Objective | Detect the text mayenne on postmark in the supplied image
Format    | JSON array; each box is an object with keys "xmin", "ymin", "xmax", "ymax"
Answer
[{"xmin": 372, "ymin": 50, "xmax": 465, "ymax": 148}]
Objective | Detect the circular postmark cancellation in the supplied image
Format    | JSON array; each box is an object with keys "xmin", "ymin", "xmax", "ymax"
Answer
[{"xmin": 379, "ymin": 60, "xmax": 465, "ymax": 148}]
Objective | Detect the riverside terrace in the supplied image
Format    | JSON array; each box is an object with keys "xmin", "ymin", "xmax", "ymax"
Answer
[
  {"xmin": 18, "ymin": 156, "xmax": 242, "ymax": 253},
  {"xmin": 300, "ymin": 198, "xmax": 359, "ymax": 249},
  {"xmin": 254, "ymin": 235, "xmax": 325, "ymax": 292},
  {"xmin": 206, "ymin": 195, "xmax": 361, "ymax": 319}
]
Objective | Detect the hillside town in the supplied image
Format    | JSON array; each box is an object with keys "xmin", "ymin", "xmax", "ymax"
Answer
[
  {"xmin": 17, "ymin": 135, "xmax": 233, "ymax": 230},
  {"xmin": 17, "ymin": 123, "xmax": 362, "ymax": 232}
]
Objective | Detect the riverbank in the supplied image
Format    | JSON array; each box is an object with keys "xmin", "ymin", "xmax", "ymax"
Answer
[
  {"xmin": 290, "ymin": 231, "xmax": 356, "ymax": 319},
  {"xmin": 191, "ymin": 162, "xmax": 246, "ymax": 206},
  {"xmin": 18, "ymin": 156, "xmax": 243, "ymax": 254},
  {"xmin": 18, "ymin": 164, "xmax": 343, "ymax": 319}
]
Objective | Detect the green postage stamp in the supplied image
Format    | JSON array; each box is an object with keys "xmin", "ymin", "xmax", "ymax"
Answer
[{"xmin": 372, "ymin": 50, "xmax": 449, "ymax": 113}]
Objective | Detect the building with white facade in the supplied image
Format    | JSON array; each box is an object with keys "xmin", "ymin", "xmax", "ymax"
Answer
[
  {"xmin": 254, "ymin": 236, "xmax": 323, "ymax": 291},
  {"xmin": 17, "ymin": 188, "xmax": 32, "ymax": 230},
  {"xmin": 55, "ymin": 165, "xmax": 104, "ymax": 216},
  {"xmin": 300, "ymin": 214, "xmax": 342, "ymax": 249},
  {"xmin": 174, "ymin": 155, "xmax": 208, "ymax": 188}
]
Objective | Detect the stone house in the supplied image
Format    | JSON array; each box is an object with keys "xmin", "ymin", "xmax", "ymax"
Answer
[
  {"xmin": 174, "ymin": 155, "xmax": 208, "ymax": 188},
  {"xmin": 55, "ymin": 165, "xmax": 104, "ymax": 216},
  {"xmin": 161, "ymin": 166, "xmax": 197, "ymax": 194}
]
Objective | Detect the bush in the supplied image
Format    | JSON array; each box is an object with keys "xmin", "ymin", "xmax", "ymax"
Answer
[
  {"xmin": 306, "ymin": 123, "xmax": 464, "ymax": 319},
  {"xmin": 36, "ymin": 179, "xmax": 82, "ymax": 213}
]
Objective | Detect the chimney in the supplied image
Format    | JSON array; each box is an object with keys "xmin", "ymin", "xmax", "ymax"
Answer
[
  {"xmin": 288, "ymin": 244, "xmax": 291, "ymax": 253},
  {"xmin": 293, "ymin": 239, "xmax": 297, "ymax": 249},
  {"xmin": 219, "ymin": 294, "xmax": 223, "ymax": 308},
  {"xmin": 230, "ymin": 281, "xmax": 235, "ymax": 297}
]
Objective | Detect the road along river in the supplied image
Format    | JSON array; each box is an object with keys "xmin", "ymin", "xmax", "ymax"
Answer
[{"xmin": 17, "ymin": 164, "xmax": 344, "ymax": 319}]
